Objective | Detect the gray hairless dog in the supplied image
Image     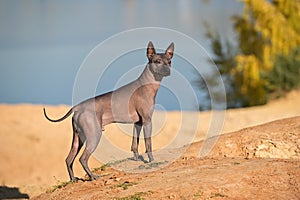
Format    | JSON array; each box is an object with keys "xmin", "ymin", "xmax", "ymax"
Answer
[{"xmin": 43, "ymin": 41, "xmax": 174, "ymax": 181}]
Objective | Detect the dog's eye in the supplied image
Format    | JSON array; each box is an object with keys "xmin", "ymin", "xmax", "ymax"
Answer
[{"xmin": 155, "ymin": 60, "xmax": 162, "ymax": 64}]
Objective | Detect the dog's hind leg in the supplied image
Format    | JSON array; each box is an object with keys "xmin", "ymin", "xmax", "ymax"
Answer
[
  {"xmin": 79, "ymin": 134, "xmax": 101, "ymax": 180},
  {"xmin": 66, "ymin": 118, "xmax": 85, "ymax": 182},
  {"xmin": 78, "ymin": 113, "xmax": 102, "ymax": 180}
]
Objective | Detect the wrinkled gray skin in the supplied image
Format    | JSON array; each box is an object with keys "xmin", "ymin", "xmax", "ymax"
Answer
[{"xmin": 43, "ymin": 41, "xmax": 174, "ymax": 182}]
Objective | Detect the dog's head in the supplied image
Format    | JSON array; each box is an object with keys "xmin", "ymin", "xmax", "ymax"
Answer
[{"xmin": 147, "ymin": 41, "xmax": 174, "ymax": 81}]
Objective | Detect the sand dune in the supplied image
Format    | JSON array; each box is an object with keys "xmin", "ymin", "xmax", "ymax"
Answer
[{"xmin": 0, "ymin": 90, "xmax": 299, "ymax": 198}]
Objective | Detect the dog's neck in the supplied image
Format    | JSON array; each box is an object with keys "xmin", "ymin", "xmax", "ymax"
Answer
[{"xmin": 137, "ymin": 64, "xmax": 162, "ymax": 91}]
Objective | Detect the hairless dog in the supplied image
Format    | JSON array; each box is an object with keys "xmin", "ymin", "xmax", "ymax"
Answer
[{"xmin": 43, "ymin": 41, "xmax": 174, "ymax": 181}]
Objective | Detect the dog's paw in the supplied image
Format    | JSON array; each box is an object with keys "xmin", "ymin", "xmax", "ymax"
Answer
[
  {"xmin": 90, "ymin": 174, "xmax": 101, "ymax": 181},
  {"xmin": 147, "ymin": 152, "xmax": 154, "ymax": 162},
  {"xmin": 70, "ymin": 177, "xmax": 80, "ymax": 183},
  {"xmin": 132, "ymin": 152, "xmax": 140, "ymax": 161}
]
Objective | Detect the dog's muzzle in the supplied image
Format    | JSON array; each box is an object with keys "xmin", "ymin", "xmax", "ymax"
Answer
[{"xmin": 161, "ymin": 66, "xmax": 171, "ymax": 76}]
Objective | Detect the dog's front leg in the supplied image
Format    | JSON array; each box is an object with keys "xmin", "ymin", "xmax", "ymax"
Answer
[
  {"xmin": 131, "ymin": 121, "xmax": 142, "ymax": 161},
  {"xmin": 143, "ymin": 122, "xmax": 154, "ymax": 162}
]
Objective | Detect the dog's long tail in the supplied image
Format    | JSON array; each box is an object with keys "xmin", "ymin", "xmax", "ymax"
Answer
[{"xmin": 43, "ymin": 107, "xmax": 73, "ymax": 122}]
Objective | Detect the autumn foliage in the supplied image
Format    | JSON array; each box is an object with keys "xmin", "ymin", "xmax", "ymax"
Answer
[{"xmin": 204, "ymin": 0, "xmax": 300, "ymax": 108}]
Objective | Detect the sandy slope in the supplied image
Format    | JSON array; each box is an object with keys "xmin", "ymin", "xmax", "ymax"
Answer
[
  {"xmin": 0, "ymin": 90, "xmax": 299, "ymax": 198},
  {"xmin": 33, "ymin": 117, "xmax": 300, "ymax": 200}
]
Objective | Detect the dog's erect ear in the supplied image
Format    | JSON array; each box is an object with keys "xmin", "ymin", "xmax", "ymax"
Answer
[
  {"xmin": 147, "ymin": 41, "xmax": 156, "ymax": 61},
  {"xmin": 165, "ymin": 42, "xmax": 174, "ymax": 59}
]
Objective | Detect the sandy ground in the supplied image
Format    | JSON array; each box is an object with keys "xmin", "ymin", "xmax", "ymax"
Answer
[
  {"xmin": 0, "ymin": 90, "xmax": 299, "ymax": 199},
  {"xmin": 33, "ymin": 116, "xmax": 300, "ymax": 200}
]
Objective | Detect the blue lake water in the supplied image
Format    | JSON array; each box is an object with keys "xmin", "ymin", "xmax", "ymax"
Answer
[{"xmin": 0, "ymin": 0, "xmax": 243, "ymax": 110}]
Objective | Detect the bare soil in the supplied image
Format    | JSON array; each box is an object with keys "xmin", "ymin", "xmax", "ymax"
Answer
[{"xmin": 0, "ymin": 90, "xmax": 299, "ymax": 199}]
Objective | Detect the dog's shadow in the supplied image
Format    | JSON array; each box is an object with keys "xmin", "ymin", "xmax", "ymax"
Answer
[
  {"xmin": 128, "ymin": 155, "xmax": 149, "ymax": 163},
  {"xmin": 0, "ymin": 185, "xmax": 29, "ymax": 199}
]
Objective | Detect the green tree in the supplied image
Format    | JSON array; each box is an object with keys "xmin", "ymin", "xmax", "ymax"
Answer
[
  {"xmin": 265, "ymin": 47, "xmax": 300, "ymax": 97},
  {"xmin": 203, "ymin": 0, "xmax": 300, "ymax": 108}
]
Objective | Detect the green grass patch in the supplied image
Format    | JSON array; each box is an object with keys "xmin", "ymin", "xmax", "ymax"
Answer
[
  {"xmin": 46, "ymin": 179, "xmax": 72, "ymax": 193},
  {"xmin": 138, "ymin": 161, "xmax": 168, "ymax": 170},
  {"xmin": 111, "ymin": 181, "xmax": 137, "ymax": 190},
  {"xmin": 93, "ymin": 158, "xmax": 130, "ymax": 172},
  {"xmin": 116, "ymin": 191, "xmax": 153, "ymax": 200},
  {"xmin": 193, "ymin": 189, "xmax": 203, "ymax": 198},
  {"xmin": 210, "ymin": 192, "xmax": 228, "ymax": 198}
]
